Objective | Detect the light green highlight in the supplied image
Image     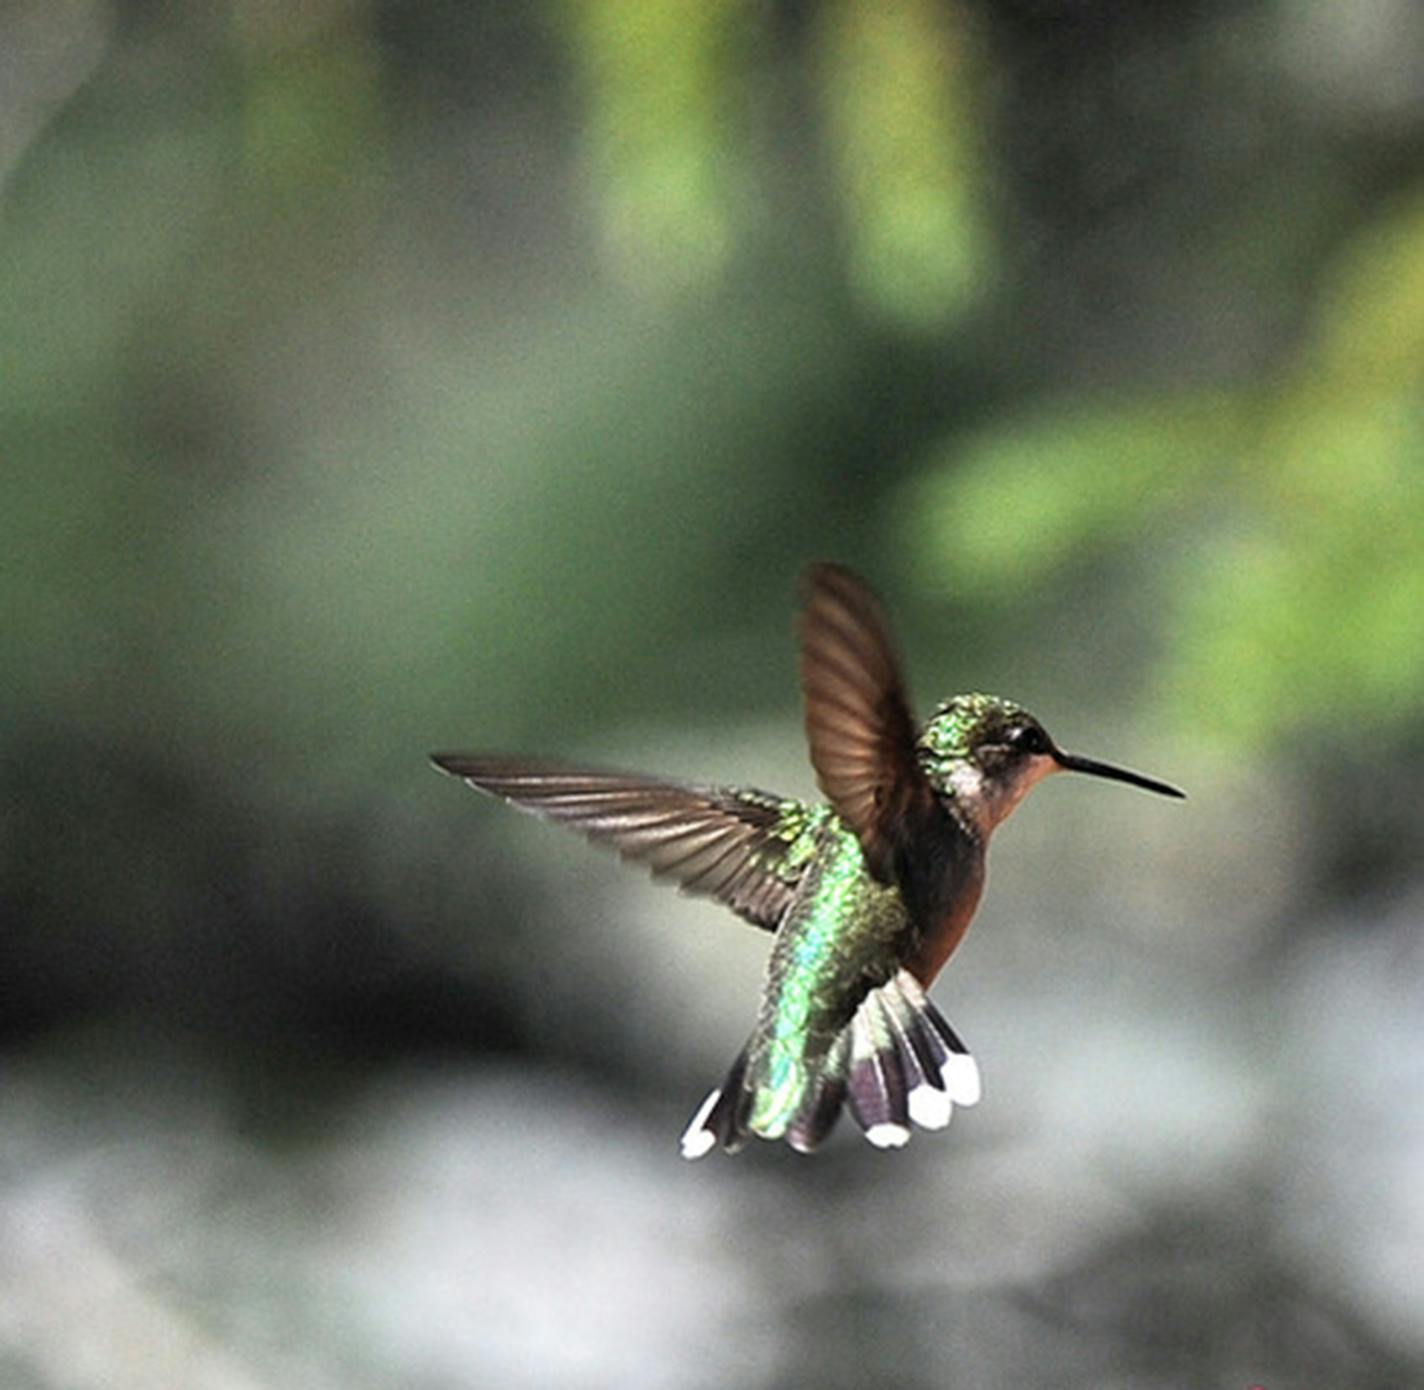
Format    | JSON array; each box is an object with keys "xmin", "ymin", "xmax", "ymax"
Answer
[
  {"xmin": 817, "ymin": 0, "xmax": 987, "ymax": 327},
  {"xmin": 561, "ymin": 0, "xmax": 746, "ymax": 291}
]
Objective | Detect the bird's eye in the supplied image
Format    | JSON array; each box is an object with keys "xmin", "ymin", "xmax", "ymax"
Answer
[{"xmin": 1006, "ymin": 724, "xmax": 1049, "ymax": 755}]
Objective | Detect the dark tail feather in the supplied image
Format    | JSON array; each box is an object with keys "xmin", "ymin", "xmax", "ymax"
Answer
[
  {"xmin": 913, "ymin": 983, "xmax": 981, "ymax": 1106},
  {"xmin": 881, "ymin": 994, "xmax": 939, "ymax": 1105},
  {"xmin": 679, "ymin": 1048, "xmax": 752, "ymax": 1159},
  {"xmin": 846, "ymin": 997, "xmax": 912, "ymax": 1147},
  {"xmin": 788, "ymin": 1030, "xmax": 851, "ymax": 1154}
]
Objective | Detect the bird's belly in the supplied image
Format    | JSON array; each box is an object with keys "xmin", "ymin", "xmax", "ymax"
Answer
[{"xmin": 907, "ymin": 871, "xmax": 984, "ymax": 986}]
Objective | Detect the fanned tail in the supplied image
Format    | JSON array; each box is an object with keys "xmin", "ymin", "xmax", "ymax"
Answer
[
  {"xmin": 679, "ymin": 969, "xmax": 980, "ymax": 1159},
  {"xmin": 849, "ymin": 969, "xmax": 981, "ymax": 1146}
]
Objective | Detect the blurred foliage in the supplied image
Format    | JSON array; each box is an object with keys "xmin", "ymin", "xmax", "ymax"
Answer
[
  {"xmin": 904, "ymin": 189, "xmax": 1424, "ymax": 749},
  {"xmin": 234, "ymin": 0, "xmax": 387, "ymax": 196},
  {"xmin": 562, "ymin": 0, "xmax": 989, "ymax": 320},
  {"xmin": 817, "ymin": 0, "xmax": 988, "ymax": 327},
  {"xmin": 561, "ymin": 0, "xmax": 749, "ymax": 291}
]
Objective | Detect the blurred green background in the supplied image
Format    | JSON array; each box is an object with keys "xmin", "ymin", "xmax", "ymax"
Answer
[{"xmin": 3, "ymin": 2, "xmax": 1423, "ymax": 1387}]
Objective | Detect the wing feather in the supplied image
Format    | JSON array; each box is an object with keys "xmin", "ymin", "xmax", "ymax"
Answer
[
  {"xmin": 799, "ymin": 563, "xmax": 938, "ymax": 882},
  {"xmin": 430, "ymin": 755, "xmax": 813, "ymax": 930}
]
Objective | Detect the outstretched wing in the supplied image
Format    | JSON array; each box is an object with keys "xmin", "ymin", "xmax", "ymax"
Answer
[
  {"xmin": 799, "ymin": 563, "xmax": 940, "ymax": 884},
  {"xmin": 430, "ymin": 755, "xmax": 817, "ymax": 930}
]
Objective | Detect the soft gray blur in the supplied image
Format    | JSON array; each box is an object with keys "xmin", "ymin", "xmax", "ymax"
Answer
[{"xmin": 4, "ymin": 2, "xmax": 1423, "ymax": 1387}]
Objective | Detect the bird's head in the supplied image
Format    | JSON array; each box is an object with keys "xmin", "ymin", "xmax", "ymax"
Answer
[{"xmin": 917, "ymin": 693, "xmax": 1183, "ymax": 838}]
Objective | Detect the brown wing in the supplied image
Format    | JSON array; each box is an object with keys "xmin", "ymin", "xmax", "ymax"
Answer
[
  {"xmin": 798, "ymin": 563, "xmax": 937, "ymax": 882},
  {"xmin": 430, "ymin": 755, "xmax": 813, "ymax": 930}
]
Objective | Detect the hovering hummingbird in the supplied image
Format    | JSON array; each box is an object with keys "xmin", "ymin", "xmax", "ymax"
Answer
[{"xmin": 432, "ymin": 564, "xmax": 1183, "ymax": 1159}]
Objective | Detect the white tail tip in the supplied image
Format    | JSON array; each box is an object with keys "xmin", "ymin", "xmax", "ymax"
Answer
[
  {"xmin": 941, "ymin": 1055, "xmax": 981, "ymax": 1107},
  {"xmin": 679, "ymin": 1088, "xmax": 721, "ymax": 1159},
  {"xmin": 864, "ymin": 1122, "xmax": 912, "ymax": 1150},
  {"xmin": 907, "ymin": 1083, "xmax": 953, "ymax": 1130}
]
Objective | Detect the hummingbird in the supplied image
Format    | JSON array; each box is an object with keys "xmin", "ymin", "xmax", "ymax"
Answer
[{"xmin": 432, "ymin": 564, "xmax": 1183, "ymax": 1159}]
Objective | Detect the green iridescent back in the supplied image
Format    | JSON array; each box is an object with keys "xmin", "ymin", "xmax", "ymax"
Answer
[{"xmin": 744, "ymin": 810, "xmax": 909, "ymax": 1136}]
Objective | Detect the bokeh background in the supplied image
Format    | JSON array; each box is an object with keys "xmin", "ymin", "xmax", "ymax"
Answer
[{"xmin": 4, "ymin": 2, "xmax": 1424, "ymax": 1386}]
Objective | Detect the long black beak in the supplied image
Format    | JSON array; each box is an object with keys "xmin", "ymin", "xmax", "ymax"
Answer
[{"xmin": 1055, "ymin": 751, "xmax": 1185, "ymax": 799}]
